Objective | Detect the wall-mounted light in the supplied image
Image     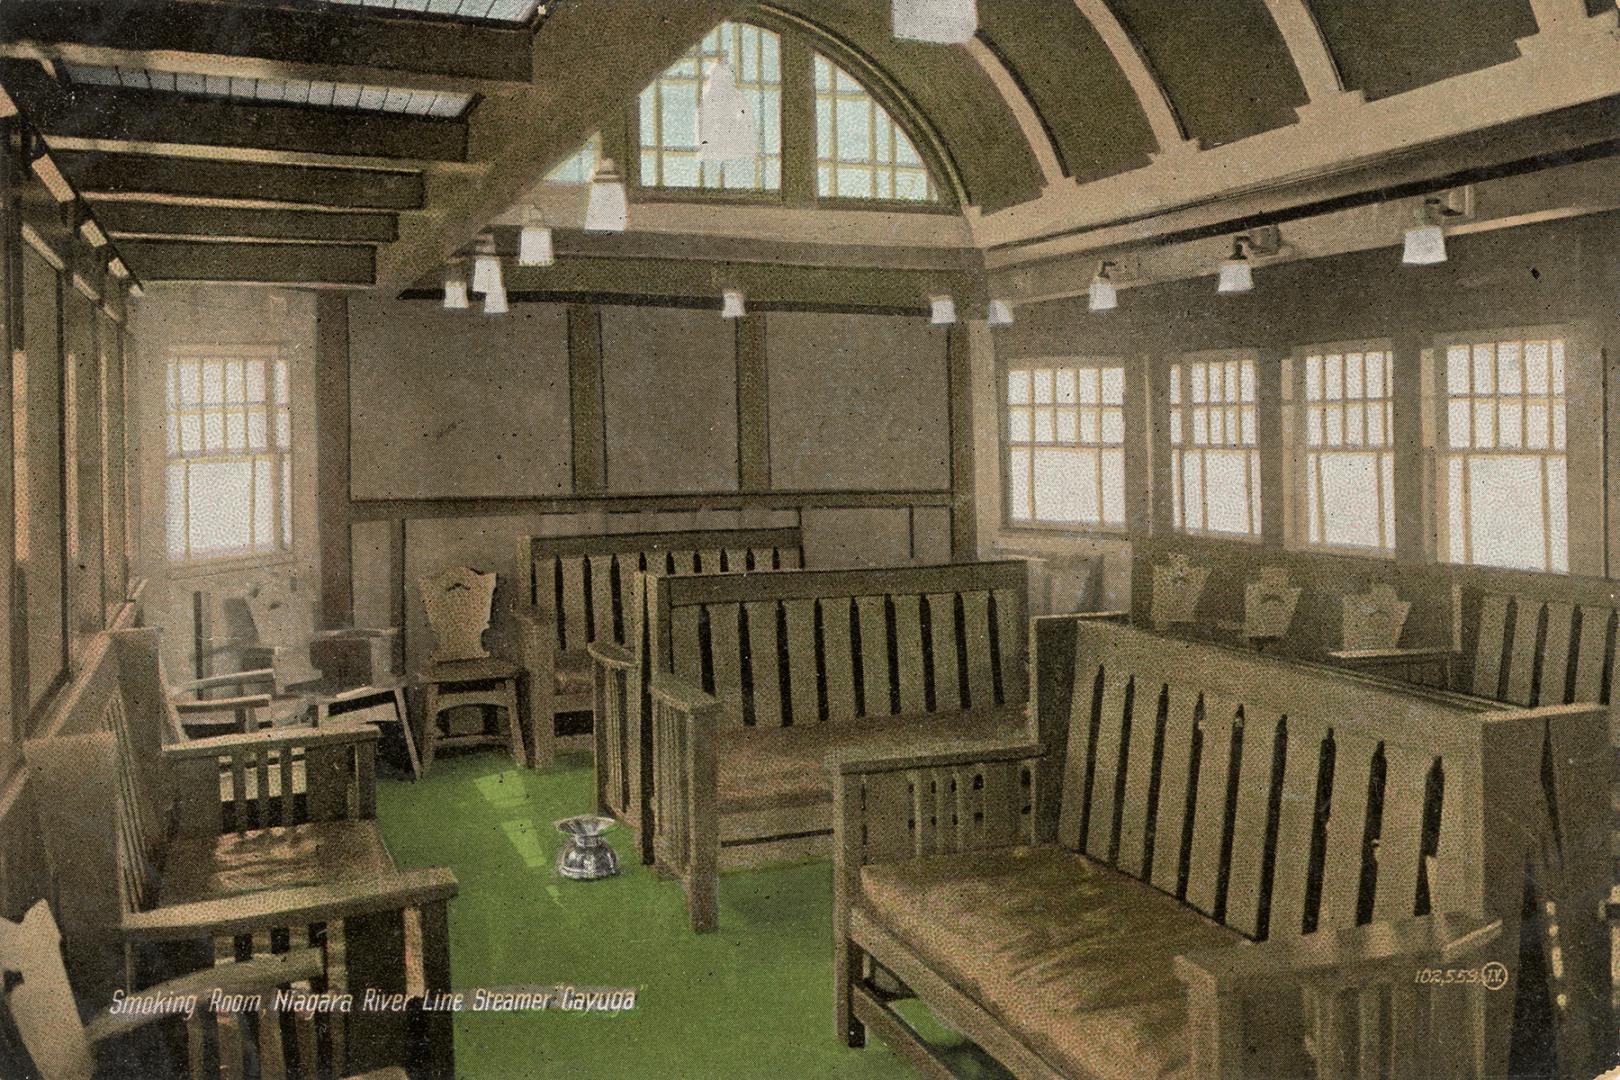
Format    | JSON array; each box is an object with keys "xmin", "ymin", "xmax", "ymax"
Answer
[
  {"xmin": 30, "ymin": 154, "xmax": 73, "ymax": 203},
  {"xmin": 1216, "ymin": 237, "xmax": 1253, "ymax": 295},
  {"xmin": 698, "ymin": 61, "xmax": 756, "ymax": 164},
  {"xmin": 1088, "ymin": 261, "xmax": 1117, "ymax": 312},
  {"xmin": 78, "ymin": 218, "xmax": 108, "ymax": 248},
  {"xmin": 929, "ymin": 294, "xmax": 957, "ymax": 325},
  {"xmin": 987, "ymin": 299, "xmax": 1014, "ymax": 327},
  {"xmin": 518, "ymin": 207, "xmax": 555, "ymax": 267},
  {"xmin": 1402, "ymin": 197, "xmax": 1455, "ymax": 266},
  {"xmin": 443, "ymin": 260, "xmax": 469, "ymax": 310},
  {"xmin": 584, "ymin": 157, "xmax": 629, "ymax": 234},
  {"xmin": 892, "ymin": 0, "xmax": 978, "ymax": 44},
  {"xmin": 483, "ymin": 281, "xmax": 509, "ymax": 315},
  {"xmin": 721, "ymin": 289, "xmax": 746, "ymax": 319}
]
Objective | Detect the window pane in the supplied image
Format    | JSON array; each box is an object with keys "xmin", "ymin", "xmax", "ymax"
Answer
[
  {"xmin": 1033, "ymin": 448, "xmax": 1097, "ymax": 523},
  {"xmin": 1202, "ymin": 450, "xmax": 1251, "ymax": 534},
  {"xmin": 1007, "ymin": 370, "xmax": 1030, "ymax": 403},
  {"xmin": 1467, "ymin": 456, "xmax": 1546, "ymax": 571},
  {"xmin": 814, "ymin": 51, "xmax": 937, "ymax": 203},
  {"xmin": 187, "ymin": 460, "xmax": 254, "ymax": 555},
  {"xmin": 1007, "ymin": 448, "xmax": 1030, "ymax": 520},
  {"xmin": 1319, "ymin": 453, "xmax": 1382, "ymax": 548}
]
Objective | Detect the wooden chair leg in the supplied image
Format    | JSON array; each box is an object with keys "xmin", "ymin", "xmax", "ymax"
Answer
[
  {"xmin": 420, "ymin": 685, "xmax": 439, "ymax": 773},
  {"xmin": 394, "ymin": 688, "xmax": 422, "ymax": 780},
  {"xmin": 502, "ymin": 680, "xmax": 524, "ymax": 765}
]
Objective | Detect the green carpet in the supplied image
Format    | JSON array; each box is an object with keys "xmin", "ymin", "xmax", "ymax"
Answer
[{"xmin": 375, "ymin": 750, "xmax": 1007, "ymax": 1080}]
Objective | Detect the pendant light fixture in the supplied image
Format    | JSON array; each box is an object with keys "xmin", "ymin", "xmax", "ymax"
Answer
[
  {"xmin": 1216, "ymin": 237, "xmax": 1253, "ymax": 295},
  {"xmin": 470, "ymin": 233, "xmax": 501, "ymax": 295},
  {"xmin": 584, "ymin": 157, "xmax": 629, "ymax": 234},
  {"xmin": 1088, "ymin": 261, "xmax": 1118, "ymax": 312},
  {"xmin": 929, "ymin": 294, "xmax": 957, "ymax": 325},
  {"xmin": 483, "ymin": 280, "xmax": 509, "ymax": 315},
  {"xmin": 698, "ymin": 61, "xmax": 756, "ymax": 164},
  {"xmin": 519, "ymin": 207, "xmax": 556, "ymax": 267},
  {"xmin": 443, "ymin": 260, "xmax": 469, "ymax": 310},
  {"xmin": 1402, "ymin": 197, "xmax": 1449, "ymax": 266},
  {"xmin": 987, "ymin": 299, "xmax": 1014, "ymax": 327},
  {"xmin": 721, "ymin": 289, "xmax": 747, "ymax": 319},
  {"xmin": 892, "ymin": 0, "xmax": 978, "ymax": 44}
]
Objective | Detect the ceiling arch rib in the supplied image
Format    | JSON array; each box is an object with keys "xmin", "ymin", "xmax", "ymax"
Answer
[
  {"xmin": 1260, "ymin": 0, "xmax": 1362, "ymax": 119},
  {"xmin": 1070, "ymin": 0, "xmax": 1197, "ymax": 158},
  {"xmin": 962, "ymin": 35, "xmax": 1066, "ymax": 187}
]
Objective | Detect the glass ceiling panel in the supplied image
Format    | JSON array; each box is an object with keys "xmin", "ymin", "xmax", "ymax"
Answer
[{"xmin": 64, "ymin": 63, "xmax": 473, "ymax": 118}]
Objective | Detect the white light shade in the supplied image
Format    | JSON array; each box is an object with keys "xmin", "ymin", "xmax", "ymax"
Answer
[
  {"xmin": 892, "ymin": 0, "xmax": 978, "ymax": 43},
  {"xmin": 471, "ymin": 252, "xmax": 501, "ymax": 295},
  {"xmin": 929, "ymin": 295, "xmax": 957, "ymax": 325},
  {"xmin": 721, "ymin": 289, "xmax": 746, "ymax": 319},
  {"xmin": 987, "ymin": 299, "xmax": 1014, "ymax": 326},
  {"xmin": 698, "ymin": 61, "xmax": 756, "ymax": 164},
  {"xmin": 1216, "ymin": 258, "xmax": 1253, "ymax": 295},
  {"xmin": 483, "ymin": 282, "xmax": 508, "ymax": 315},
  {"xmin": 1088, "ymin": 277, "xmax": 1118, "ymax": 312},
  {"xmin": 1402, "ymin": 223, "xmax": 1447, "ymax": 265},
  {"xmin": 519, "ymin": 222, "xmax": 555, "ymax": 267},
  {"xmin": 443, "ymin": 273, "xmax": 469, "ymax": 310},
  {"xmin": 584, "ymin": 158, "xmax": 629, "ymax": 233}
]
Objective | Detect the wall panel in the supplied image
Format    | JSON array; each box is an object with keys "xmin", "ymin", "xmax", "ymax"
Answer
[
  {"xmin": 17, "ymin": 246, "xmax": 64, "ymax": 715},
  {"xmin": 767, "ymin": 312, "xmax": 949, "ymax": 492},
  {"xmin": 600, "ymin": 305, "xmax": 737, "ymax": 495},
  {"xmin": 348, "ymin": 298, "xmax": 571, "ymax": 500}
]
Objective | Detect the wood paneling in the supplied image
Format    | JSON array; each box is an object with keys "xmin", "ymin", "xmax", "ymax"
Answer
[{"xmin": 348, "ymin": 297, "xmax": 572, "ymax": 500}]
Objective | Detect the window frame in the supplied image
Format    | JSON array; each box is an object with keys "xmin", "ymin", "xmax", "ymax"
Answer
[
  {"xmin": 1425, "ymin": 323, "xmax": 1573, "ymax": 575},
  {"xmin": 1166, "ymin": 350, "xmax": 1264, "ymax": 541},
  {"xmin": 163, "ymin": 344, "xmax": 296, "ymax": 568},
  {"xmin": 999, "ymin": 357, "xmax": 1131, "ymax": 536},
  {"xmin": 1282, "ymin": 338, "xmax": 1398, "ymax": 559}
]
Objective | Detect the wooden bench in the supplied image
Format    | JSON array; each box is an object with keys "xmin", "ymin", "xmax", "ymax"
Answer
[
  {"xmin": 511, "ymin": 526, "xmax": 803, "ymax": 767},
  {"xmin": 613, "ymin": 560, "xmax": 1030, "ymax": 931},
  {"xmin": 832, "ymin": 615, "xmax": 1612, "ymax": 1079},
  {"xmin": 22, "ymin": 631, "xmax": 460, "ymax": 1079}
]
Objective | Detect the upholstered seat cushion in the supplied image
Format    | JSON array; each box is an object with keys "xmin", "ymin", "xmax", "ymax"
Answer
[
  {"xmin": 715, "ymin": 708, "xmax": 1028, "ymax": 814},
  {"xmin": 161, "ymin": 820, "xmax": 395, "ymax": 904},
  {"xmin": 859, "ymin": 846, "xmax": 1242, "ymax": 1080},
  {"xmin": 552, "ymin": 652, "xmax": 594, "ymax": 697}
]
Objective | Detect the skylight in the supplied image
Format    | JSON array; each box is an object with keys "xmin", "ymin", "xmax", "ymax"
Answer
[{"xmin": 64, "ymin": 63, "xmax": 473, "ymax": 119}]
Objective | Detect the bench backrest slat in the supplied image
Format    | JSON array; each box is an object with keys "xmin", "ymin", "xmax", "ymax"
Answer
[
  {"xmin": 522, "ymin": 527, "xmax": 803, "ymax": 654},
  {"xmin": 648, "ymin": 562, "xmax": 1029, "ymax": 729},
  {"xmin": 1051, "ymin": 620, "xmax": 1580, "ymax": 946}
]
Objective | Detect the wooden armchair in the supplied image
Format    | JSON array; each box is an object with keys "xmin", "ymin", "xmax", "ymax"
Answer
[
  {"xmin": 1149, "ymin": 553, "xmax": 1208, "ymax": 631},
  {"xmin": 22, "ymin": 634, "xmax": 459, "ymax": 1076},
  {"xmin": 1242, "ymin": 566, "xmax": 1302, "ymax": 649},
  {"xmin": 1326, "ymin": 582, "xmax": 1455, "ymax": 683},
  {"xmin": 0, "ymin": 899, "xmax": 408, "ymax": 1080},
  {"xmin": 417, "ymin": 565, "xmax": 523, "ymax": 772}
]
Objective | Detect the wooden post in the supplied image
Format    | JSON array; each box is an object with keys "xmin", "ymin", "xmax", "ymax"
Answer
[
  {"xmin": 0, "ymin": 120, "xmax": 16, "ymax": 748},
  {"xmin": 1256, "ymin": 346, "xmax": 1285, "ymax": 548},
  {"xmin": 314, "ymin": 293, "xmax": 353, "ymax": 629},
  {"xmin": 947, "ymin": 320, "xmax": 977, "ymax": 558},
  {"xmin": 1390, "ymin": 331, "xmax": 1427, "ymax": 564}
]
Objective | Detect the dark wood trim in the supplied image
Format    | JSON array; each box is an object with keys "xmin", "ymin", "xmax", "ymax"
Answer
[
  {"xmin": 0, "ymin": 124, "xmax": 15, "ymax": 739},
  {"xmin": 56, "ymin": 151, "xmax": 424, "ymax": 211},
  {"xmin": 402, "ymin": 288, "xmax": 929, "ymax": 318},
  {"xmin": 1390, "ymin": 331, "xmax": 1427, "ymax": 565},
  {"xmin": 566, "ymin": 302, "xmax": 606, "ymax": 494},
  {"xmin": 1256, "ymin": 346, "xmax": 1285, "ymax": 548},
  {"xmin": 0, "ymin": 0, "xmax": 535, "ymax": 90},
  {"xmin": 96, "ymin": 202, "xmax": 399, "ymax": 245},
  {"xmin": 117, "ymin": 240, "xmax": 375, "ymax": 286},
  {"xmin": 736, "ymin": 314, "xmax": 770, "ymax": 493},
  {"xmin": 349, "ymin": 489, "xmax": 953, "ymax": 523},
  {"xmin": 315, "ymin": 293, "xmax": 353, "ymax": 629},
  {"xmin": 778, "ymin": 34, "xmax": 817, "ymax": 209},
  {"xmin": 946, "ymin": 321, "xmax": 975, "ymax": 557}
]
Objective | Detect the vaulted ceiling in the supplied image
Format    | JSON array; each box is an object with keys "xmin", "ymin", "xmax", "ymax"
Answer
[{"xmin": 1, "ymin": 0, "xmax": 1614, "ymax": 289}]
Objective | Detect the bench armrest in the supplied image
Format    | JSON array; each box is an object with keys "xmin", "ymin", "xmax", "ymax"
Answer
[
  {"xmin": 646, "ymin": 671, "xmax": 723, "ymax": 931},
  {"xmin": 120, "ymin": 867, "xmax": 460, "ymax": 944},
  {"xmin": 829, "ymin": 738, "xmax": 1043, "ymax": 777},
  {"xmin": 587, "ymin": 640, "xmax": 636, "ymax": 670},
  {"xmin": 1174, "ymin": 913, "xmax": 1501, "ymax": 1078},
  {"xmin": 172, "ymin": 668, "xmax": 276, "ymax": 694},
  {"xmin": 161, "ymin": 720, "xmax": 379, "ymax": 761},
  {"xmin": 1327, "ymin": 646, "xmax": 1458, "ymax": 665}
]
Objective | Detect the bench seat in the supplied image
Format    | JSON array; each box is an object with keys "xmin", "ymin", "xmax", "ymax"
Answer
[
  {"xmin": 860, "ymin": 846, "xmax": 1239, "ymax": 1080},
  {"xmin": 719, "ymin": 708, "xmax": 1028, "ymax": 813},
  {"xmin": 160, "ymin": 819, "xmax": 396, "ymax": 904}
]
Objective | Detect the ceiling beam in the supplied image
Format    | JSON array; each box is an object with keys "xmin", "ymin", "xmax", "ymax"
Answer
[
  {"xmin": 94, "ymin": 201, "xmax": 398, "ymax": 245},
  {"xmin": 57, "ymin": 150, "xmax": 424, "ymax": 210},
  {"xmin": 0, "ymin": 0, "xmax": 533, "ymax": 94},
  {"xmin": 119, "ymin": 238, "xmax": 374, "ymax": 285},
  {"xmin": 3, "ymin": 64, "xmax": 468, "ymax": 165},
  {"xmin": 964, "ymin": 35, "xmax": 1066, "ymax": 186}
]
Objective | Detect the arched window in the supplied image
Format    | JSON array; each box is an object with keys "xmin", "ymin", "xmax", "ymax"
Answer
[
  {"xmin": 545, "ymin": 133, "xmax": 600, "ymax": 184},
  {"xmin": 638, "ymin": 22, "xmax": 781, "ymax": 191},
  {"xmin": 813, "ymin": 54, "xmax": 936, "ymax": 203}
]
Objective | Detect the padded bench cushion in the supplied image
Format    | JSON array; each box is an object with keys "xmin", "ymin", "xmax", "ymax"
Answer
[
  {"xmin": 716, "ymin": 709, "xmax": 1029, "ymax": 814},
  {"xmin": 859, "ymin": 845, "xmax": 1242, "ymax": 1080}
]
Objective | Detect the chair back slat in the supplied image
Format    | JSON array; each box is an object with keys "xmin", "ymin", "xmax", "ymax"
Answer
[
  {"xmin": 746, "ymin": 600, "xmax": 785, "ymax": 727},
  {"xmin": 784, "ymin": 599, "xmax": 820, "ymax": 725},
  {"xmin": 588, "ymin": 554, "xmax": 618, "ymax": 643},
  {"xmin": 1504, "ymin": 598, "xmax": 1542, "ymax": 705},
  {"xmin": 418, "ymin": 565, "xmax": 496, "ymax": 663},
  {"xmin": 1223, "ymin": 707, "xmax": 1283, "ymax": 936},
  {"xmin": 1082, "ymin": 670, "xmax": 1130, "ymax": 862},
  {"xmin": 959, "ymin": 590, "xmax": 996, "ymax": 710},
  {"xmin": 1147, "ymin": 684, "xmax": 1199, "ymax": 896},
  {"xmin": 1184, "ymin": 694, "xmax": 1240, "ymax": 917},
  {"xmin": 926, "ymin": 593, "xmax": 963, "ymax": 712},
  {"xmin": 821, "ymin": 597, "xmax": 859, "ymax": 721},
  {"xmin": 1571, "ymin": 604, "xmax": 1610, "ymax": 704},
  {"xmin": 855, "ymin": 596, "xmax": 891, "ymax": 718},
  {"xmin": 559, "ymin": 556, "xmax": 589, "ymax": 651}
]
